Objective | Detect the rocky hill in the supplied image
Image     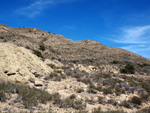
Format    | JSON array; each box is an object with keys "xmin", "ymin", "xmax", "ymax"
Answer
[
  {"xmin": 0, "ymin": 24, "xmax": 149, "ymax": 65},
  {"xmin": 0, "ymin": 24, "xmax": 150, "ymax": 113}
]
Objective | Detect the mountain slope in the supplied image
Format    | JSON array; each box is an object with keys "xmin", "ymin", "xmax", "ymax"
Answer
[
  {"xmin": 0, "ymin": 24, "xmax": 150, "ymax": 113},
  {"xmin": 0, "ymin": 24, "xmax": 149, "ymax": 66}
]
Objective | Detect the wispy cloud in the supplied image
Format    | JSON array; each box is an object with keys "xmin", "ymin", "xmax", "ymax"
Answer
[
  {"xmin": 15, "ymin": 0, "xmax": 77, "ymax": 18},
  {"xmin": 111, "ymin": 25, "xmax": 150, "ymax": 58},
  {"xmin": 113, "ymin": 25, "xmax": 150, "ymax": 44},
  {"xmin": 121, "ymin": 45, "xmax": 150, "ymax": 53}
]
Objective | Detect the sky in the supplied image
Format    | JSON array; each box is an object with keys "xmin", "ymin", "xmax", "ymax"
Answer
[{"xmin": 0, "ymin": 0, "xmax": 150, "ymax": 59}]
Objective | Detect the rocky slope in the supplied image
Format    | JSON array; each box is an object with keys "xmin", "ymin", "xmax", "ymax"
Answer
[
  {"xmin": 0, "ymin": 24, "xmax": 149, "ymax": 66},
  {"xmin": 0, "ymin": 42, "xmax": 52, "ymax": 84},
  {"xmin": 0, "ymin": 24, "xmax": 150, "ymax": 113}
]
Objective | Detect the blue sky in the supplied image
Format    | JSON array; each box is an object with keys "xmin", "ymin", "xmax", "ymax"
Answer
[{"xmin": 0, "ymin": 0, "xmax": 150, "ymax": 59}]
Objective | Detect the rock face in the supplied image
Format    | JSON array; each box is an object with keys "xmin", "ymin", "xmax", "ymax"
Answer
[{"xmin": 0, "ymin": 43, "xmax": 52, "ymax": 83}]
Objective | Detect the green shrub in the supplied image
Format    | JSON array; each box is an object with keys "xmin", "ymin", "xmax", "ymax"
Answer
[
  {"xmin": 0, "ymin": 91, "xmax": 7, "ymax": 102},
  {"xmin": 52, "ymin": 93, "xmax": 61, "ymax": 104},
  {"xmin": 77, "ymin": 88, "xmax": 84, "ymax": 93},
  {"xmin": 96, "ymin": 85, "xmax": 102, "ymax": 91},
  {"xmin": 33, "ymin": 50, "xmax": 43, "ymax": 59},
  {"xmin": 89, "ymin": 82, "xmax": 96, "ymax": 89},
  {"xmin": 54, "ymin": 75, "xmax": 62, "ymax": 81},
  {"xmin": 139, "ymin": 63, "xmax": 150, "ymax": 67},
  {"xmin": 74, "ymin": 74, "xmax": 82, "ymax": 79},
  {"xmin": 92, "ymin": 107, "xmax": 102, "ymax": 113},
  {"xmin": 107, "ymin": 99, "xmax": 118, "ymax": 106},
  {"xmin": 120, "ymin": 100, "xmax": 131, "ymax": 108},
  {"xmin": 103, "ymin": 86, "xmax": 113, "ymax": 95},
  {"xmin": 115, "ymin": 86, "xmax": 125, "ymax": 95},
  {"xmin": 136, "ymin": 107, "xmax": 150, "ymax": 113},
  {"xmin": 0, "ymin": 81, "xmax": 52, "ymax": 108},
  {"xmin": 140, "ymin": 93, "xmax": 149, "ymax": 101},
  {"xmin": 77, "ymin": 110, "xmax": 88, "ymax": 113},
  {"xmin": 92, "ymin": 107, "xmax": 125, "ymax": 113},
  {"xmin": 54, "ymin": 95, "xmax": 86, "ymax": 110},
  {"xmin": 139, "ymin": 81, "xmax": 150, "ymax": 93},
  {"xmin": 28, "ymin": 30, "xmax": 32, "ymax": 32},
  {"xmin": 70, "ymin": 94, "xmax": 76, "ymax": 100},
  {"xmin": 61, "ymin": 74, "xmax": 67, "ymax": 79},
  {"xmin": 45, "ymin": 73, "xmax": 58, "ymax": 80},
  {"xmin": 112, "ymin": 60, "xmax": 119, "ymax": 64},
  {"xmin": 81, "ymin": 78, "xmax": 91, "ymax": 85},
  {"xmin": 39, "ymin": 44, "xmax": 46, "ymax": 51},
  {"xmin": 120, "ymin": 68, "xmax": 127, "ymax": 73},
  {"xmin": 120, "ymin": 63, "xmax": 135, "ymax": 74},
  {"xmin": 48, "ymin": 64, "xmax": 56, "ymax": 69},
  {"xmin": 73, "ymin": 100, "xmax": 86, "ymax": 110},
  {"xmin": 130, "ymin": 96, "xmax": 142, "ymax": 105},
  {"xmin": 59, "ymin": 97, "xmax": 74, "ymax": 108},
  {"xmin": 16, "ymin": 85, "xmax": 52, "ymax": 108},
  {"xmin": 98, "ymin": 96, "xmax": 104, "ymax": 104},
  {"xmin": 88, "ymin": 88, "xmax": 97, "ymax": 94}
]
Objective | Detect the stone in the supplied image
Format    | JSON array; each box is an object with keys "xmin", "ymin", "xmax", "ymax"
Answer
[
  {"xmin": 58, "ymin": 90, "xmax": 71, "ymax": 99},
  {"xmin": 28, "ymin": 83, "xmax": 35, "ymax": 88},
  {"xmin": 15, "ymin": 77, "xmax": 23, "ymax": 83},
  {"xmin": 92, "ymin": 96, "xmax": 99, "ymax": 103},
  {"xmin": 24, "ymin": 76, "xmax": 29, "ymax": 82},
  {"xmin": 31, "ymin": 70, "xmax": 36, "ymax": 74},
  {"xmin": 19, "ymin": 69, "xmax": 25, "ymax": 76},
  {"xmin": 76, "ymin": 95, "xmax": 82, "ymax": 100},
  {"xmin": 34, "ymin": 80, "xmax": 44, "ymax": 86},
  {"xmin": 7, "ymin": 72, "xmax": 16, "ymax": 76}
]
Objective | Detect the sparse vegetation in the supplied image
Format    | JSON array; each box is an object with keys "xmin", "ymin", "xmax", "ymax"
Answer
[
  {"xmin": 0, "ymin": 81, "xmax": 52, "ymax": 108},
  {"xmin": 28, "ymin": 30, "xmax": 32, "ymax": 32},
  {"xmin": 48, "ymin": 64, "xmax": 56, "ymax": 69},
  {"xmin": 136, "ymin": 107, "xmax": 150, "ymax": 113},
  {"xmin": 103, "ymin": 86, "xmax": 113, "ymax": 95},
  {"xmin": 98, "ymin": 96, "xmax": 104, "ymax": 104},
  {"xmin": 120, "ymin": 63, "xmax": 135, "ymax": 74},
  {"xmin": 88, "ymin": 88, "xmax": 97, "ymax": 94},
  {"xmin": 111, "ymin": 60, "xmax": 119, "ymax": 64},
  {"xmin": 39, "ymin": 44, "xmax": 46, "ymax": 51},
  {"xmin": 53, "ymin": 93, "xmax": 85, "ymax": 110},
  {"xmin": 1, "ymin": 24, "xmax": 150, "ymax": 112},
  {"xmin": 120, "ymin": 100, "xmax": 131, "ymax": 108},
  {"xmin": 44, "ymin": 72, "xmax": 66, "ymax": 81},
  {"xmin": 0, "ymin": 91, "xmax": 7, "ymax": 102},
  {"xmin": 77, "ymin": 88, "xmax": 84, "ymax": 93},
  {"xmin": 70, "ymin": 94, "xmax": 76, "ymax": 100},
  {"xmin": 138, "ymin": 63, "xmax": 150, "ymax": 67},
  {"xmin": 130, "ymin": 96, "xmax": 142, "ymax": 105},
  {"xmin": 33, "ymin": 50, "xmax": 43, "ymax": 59},
  {"xmin": 92, "ymin": 107, "xmax": 125, "ymax": 113}
]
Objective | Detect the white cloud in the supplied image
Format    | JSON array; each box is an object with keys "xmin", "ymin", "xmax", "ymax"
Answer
[
  {"xmin": 111, "ymin": 25, "xmax": 150, "ymax": 59},
  {"xmin": 121, "ymin": 45, "xmax": 150, "ymax": 53},
  {"xmin": 113, "ymin": 25, "xmax": 150, "ymax": 44},
  {"xmin": 15, "ymin": 0, "xmax": 77, "ymax": 18}
]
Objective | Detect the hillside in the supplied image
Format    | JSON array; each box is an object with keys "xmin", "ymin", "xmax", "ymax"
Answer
[
  {"xmin": 0, "ymin": 24, "xmax": 150, "ymax": 113},
  {"xmin": 0, "ymin": 24, "xmax": 149, "ymax": 65}
]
